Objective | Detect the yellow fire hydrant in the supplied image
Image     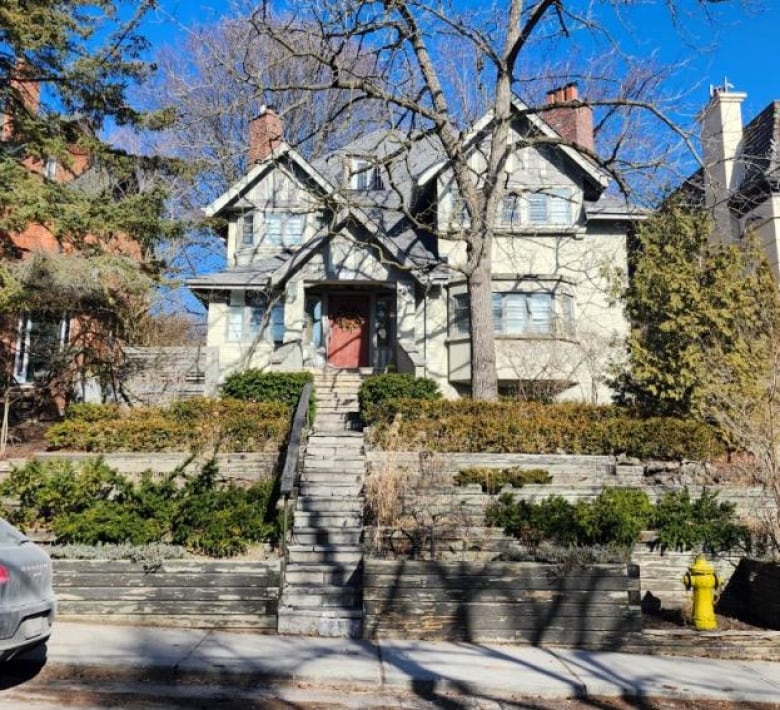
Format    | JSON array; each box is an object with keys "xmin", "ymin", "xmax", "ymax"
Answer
[{"xmin": 682, "ymin": 553, "xmax": 721, "ymax": 631}]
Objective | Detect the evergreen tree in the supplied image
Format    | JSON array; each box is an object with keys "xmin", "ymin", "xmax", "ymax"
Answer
[{"xmin": 614, "ymin": 201, "xmax": 779, "ymax": 419}]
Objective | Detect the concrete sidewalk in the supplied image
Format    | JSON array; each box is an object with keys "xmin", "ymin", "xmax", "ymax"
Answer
[{"xmin": 12, "ymin": 622, "xmax": 780, "ymax": 704}]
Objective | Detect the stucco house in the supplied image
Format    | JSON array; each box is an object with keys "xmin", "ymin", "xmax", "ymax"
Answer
[
  {"xmin": 683, "ymin": 85, "xmax": 780, "ymax": 275},
  {"xmin": 189, "ymin": 86, "xmax": 639, "ymax": 401}
]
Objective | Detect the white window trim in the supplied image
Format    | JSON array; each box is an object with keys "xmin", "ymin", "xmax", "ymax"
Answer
[
  {"xmin": 14, "ymin": 312, "xmax": 69, "ymax": 384},
  {"xmin": 226, "ymin": 292, "xmax": 285, "ymax": 344},
  {"xmin": 263, "ymin": 212, "xmax": 306, "ymax": 247}
]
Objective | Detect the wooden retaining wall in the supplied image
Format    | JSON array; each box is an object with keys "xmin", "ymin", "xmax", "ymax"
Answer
[
  {"xmin": 363, "ymin": 559, "xmax": 641, "ymax": 648},
  {"xmin": 53, "ymin": 559, "xmax": 281, "ymax": 631},
  {"xmin": 717, "ymin": 559, "xmax": 780, "ymax": 630}
]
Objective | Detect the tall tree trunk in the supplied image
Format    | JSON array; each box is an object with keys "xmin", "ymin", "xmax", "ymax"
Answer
[{"xmin": 468, "ymin": 239, "xmax": 498, "ymax": 401}]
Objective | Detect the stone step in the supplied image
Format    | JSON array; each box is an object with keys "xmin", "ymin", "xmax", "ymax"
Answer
[
  {"xmin": 296, "ymin": 498, "xmax": 364, "ymax": 513},
  {"xmin": 300, "ymin": 471, "xmax": 363, "ymax": 484},
  {"xmin": 277, "ymin": 606, "xmax": 362, "ymax": 638},
  {"xmin": 315, "ymin": 395, "xmax": 359, "ymax": 404},
  {"xmin": 284, "ymin": 563, "xmax": 362, "ymax": 586},
  {"xmin": 303, "ymin": 461, "xmax": 365, "ymax": 473},
  {"xmin": 307, "ymin": 433, "xmax": 363, "ymax": 445},
  {"xmin": 292, "ymin": 528, "xmax": 363, "ymax": 546},
  {"xmin": 298, "ymin": 484, "xmax": 364, "ymax": 498},
  {"xmin": 287, "ymin": 544, "xmax": 363, "ymax": 564},
  {"xmin": 304, "ymin": 450, "xmax": 363, "ymax": 461},
  {"xmin": 281, "ymin": 585, "xmax": 362, "ymax": 608},
  {"xmin": 292, "ymin": 511, "xmax": 363, "ymax": 527}
]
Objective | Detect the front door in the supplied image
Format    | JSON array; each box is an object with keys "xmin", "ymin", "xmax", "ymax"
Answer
[{"xmin": 328, "ymin": 295, "xmax": 370, "ymax": 368}]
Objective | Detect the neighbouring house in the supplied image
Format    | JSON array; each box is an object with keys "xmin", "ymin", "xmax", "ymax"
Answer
[
  {"xmin": 681, "ymin": 84, "xmax": 780, "ymax": 276},
  {"xmin": 0, "ymin": 67, "xmax": 143, "ymax": 413},
  {"xmin": 189, "ymin": 85, "xmax": 642, "ymax": 401}
]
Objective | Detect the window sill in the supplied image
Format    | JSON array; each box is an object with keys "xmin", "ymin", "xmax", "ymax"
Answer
[{"xmin": 446, "ymin": 333, "xmax": 578, "ymax": 344}]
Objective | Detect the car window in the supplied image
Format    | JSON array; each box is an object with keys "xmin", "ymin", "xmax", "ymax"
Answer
[{"xmin": 0, "ymin": 518, "xmax": 28, "ymax": 545}]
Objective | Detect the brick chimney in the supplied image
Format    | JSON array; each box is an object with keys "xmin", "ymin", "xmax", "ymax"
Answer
[
  {"xmin": 248, "ymin": 105, "xmax": 283, "ymax": 163},
  {"xmin": 2, "ymin": 60, "xmax": 41, "ymax": 141},
  {"xmin": 544, "ymin": 83, "xmax": 594, "ymax": 153}
]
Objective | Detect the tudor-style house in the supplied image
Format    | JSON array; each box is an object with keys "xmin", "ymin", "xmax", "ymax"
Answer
[{"xmin": 189, "ymin": 86, "xmax": 639, "ymax": 401}]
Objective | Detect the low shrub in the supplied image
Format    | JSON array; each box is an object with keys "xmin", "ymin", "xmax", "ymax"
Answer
[
  {"xmin": 0, "ymin": 457, "xmax": 281, "ymax": 556},
  {"xmin": 454, "ymin": 467, "xmax": 551, "ymax": 494},
  {"xmin": 220, "ymin": 370, "xmax": 313, "ymax": 409},
  {"xmin": 359, "ymin": 374, "xmax": 440, "ymax": 418},
  {"xmin": 365, "ymin": 399, "xmax": 723, "ymax": 461},
  {"xmin": 46, "ymin": 398, "xmax": 290, "ymax": 453},
  {"xmin": 653, "ymin": 488, "xmax": 751, "ymax": 553},
  {"xmin": 486, "ymin": 486, "xmax": 750, "ymax": 552}
]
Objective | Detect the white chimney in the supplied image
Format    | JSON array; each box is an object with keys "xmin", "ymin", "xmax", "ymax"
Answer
[{"xmin": 699, "ymin": 83, "xmax": 746, "ymax": 242}]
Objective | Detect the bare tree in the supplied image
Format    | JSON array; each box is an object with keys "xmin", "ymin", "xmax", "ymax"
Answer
[{"xmin": 239, "ymin": 0, "xmax": 744, "ymax": 400}]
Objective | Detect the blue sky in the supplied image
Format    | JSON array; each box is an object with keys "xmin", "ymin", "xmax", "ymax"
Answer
[{"xmin": 140, "ymin": 1, "xmax": 779, "ymax": 125}]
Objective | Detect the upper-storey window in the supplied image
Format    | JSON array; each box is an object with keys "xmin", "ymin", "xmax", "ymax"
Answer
[
  {"xmin": 349, "ymin": 158, "xmax": 383, "ymax": 191},
  {"xmin": 241, "ymin": 213, "xmax": 255, "ymax": 246},
  {"xmin": 499, "ymin": 188, "xmax": 574, "ymax": 228},
  {"xmin": 264, "ymin": 213, "xmax": 305, "ymax": 246}
]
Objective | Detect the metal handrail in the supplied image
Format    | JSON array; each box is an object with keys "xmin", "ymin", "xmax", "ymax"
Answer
[{"xmin": 279, "ymin": 380, "xmax": 313, "ymax": 565}]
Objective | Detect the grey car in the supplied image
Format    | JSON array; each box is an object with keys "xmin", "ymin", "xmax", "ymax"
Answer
[{"xmin": 0, "ymin": 518, "xmax": 55, "ymax": 660}]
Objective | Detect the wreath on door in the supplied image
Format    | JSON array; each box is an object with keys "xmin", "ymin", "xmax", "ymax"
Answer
[{"xmin": 333, "ymin": 309, "xmax": 367, "ymax": 331}]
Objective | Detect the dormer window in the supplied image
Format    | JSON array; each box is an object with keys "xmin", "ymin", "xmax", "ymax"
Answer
[
  {"xmin": 241, "ymin": 213, "xmax": 255, "ymax": 246},
  {"xmin": 349, "ymin": 158, "xmax": 383, "ymax": 191}
]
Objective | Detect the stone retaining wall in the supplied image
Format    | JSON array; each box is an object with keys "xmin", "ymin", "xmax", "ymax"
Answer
[
  {"xmin": 53, "ymin": 559, "xmax": 281, "ymax": 630},
  {"xmin": 365, "ymin": 451, "xmax": 775, "ymax": 520},
  {"xmin": 1, "ymin": 452, "xmax": 278, "ymax": 485},
  {"xmin": 362, "ymin": 559, "xmax": 641, "ymax": 648}
]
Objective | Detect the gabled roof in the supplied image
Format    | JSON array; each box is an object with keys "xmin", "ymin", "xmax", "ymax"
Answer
[
  {"xmin": 740, "ymin": 100, "xmax": 780, "ymax": 194},
  {"xmin": 416, "ymin": 97, "xmax": 610, "ymax": 194},
  {"xmin": 676, "ymin": 100, "xmax": 780, "ymax": 212},
  {"xmin": 188, "ymin": 207, "xmax": 440, "ymax": 295},
  {"xmin": 203, "ymin": 141, "xmax": 336, "ymax": 217}
]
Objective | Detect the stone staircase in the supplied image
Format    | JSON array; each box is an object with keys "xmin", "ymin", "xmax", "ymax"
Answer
[{"xmin": 277, "ymin": 371, "xmax": 366, "ymax": 637}]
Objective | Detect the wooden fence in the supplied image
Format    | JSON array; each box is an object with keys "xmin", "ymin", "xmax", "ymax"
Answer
[
  {"xmin": 54, "ymin": 559, "xmax": 281, "ymax": 631},
  {"xmin": 363, "ymin": 559, "xmax": 641, "ymax": 648}
]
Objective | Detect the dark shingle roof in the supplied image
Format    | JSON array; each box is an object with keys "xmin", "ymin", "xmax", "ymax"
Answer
[{"xmin": 740, "ymin": 100, "xmax": 780, "ymax": 193}]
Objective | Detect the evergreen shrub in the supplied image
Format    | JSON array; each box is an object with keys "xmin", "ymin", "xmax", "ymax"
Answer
[
  {"xmin": 486, "ymin": 486, "xmax": 750, "ymax": 552},
  {"xmin": 358, "ymin": 373, "xmax": 440, "ymax": 418},
  {"xmin": 220, "ymin": 370, "xmax": 313, "ymax": 409},
  {"xmin": 0, "ymin": 458, "xmax": 280, "ymax": 556},
  {"xmin": 365, "ymin": 399, "xmax": 723, "ymax": 461},
  {"xmin": 454, "ymin": 466, "xmax": 551, "ymax": 493},
  {"xmin": 45, "ymin": 398, "xmax": 289, "ymax": 453}
]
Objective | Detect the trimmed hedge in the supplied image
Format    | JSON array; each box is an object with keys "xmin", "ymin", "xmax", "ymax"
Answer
[
  {"xmin": 220, "ymin": 370, "xmax": 313, "ymax": 408},
  {"xmin": 364, "ymin": 399, "xmax": 723, "ymax": 461},
  {"xmin": 359, "ymin": 373, "xmax": 440, "ymax": 417},
  {"xmin": 46, "ymin": 398, "xmax": 290, "ymax": 453}
]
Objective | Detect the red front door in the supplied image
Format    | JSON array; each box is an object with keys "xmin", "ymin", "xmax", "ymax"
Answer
[{"xmin": 328, "ymin": 295, "xmax": 370, "ymax": 368}]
